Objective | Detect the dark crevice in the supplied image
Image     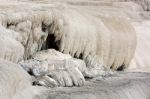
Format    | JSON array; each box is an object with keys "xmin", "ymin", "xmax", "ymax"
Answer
[
  {"xmin": 41, "ymin": 23, "xmax": 60, "ymax": 51},
  {"xmin": 7, "ymin": 23, "xmax": 16, "ymax": 28},
  {"xmin": 74, "ymin": 53, "xmax": 83, "ymax": 59},
  {"xmin": 44, "ymin": 34, "xmax": 60, "ymax": 50},
  {"xmin": 117, "ymin": 64, "xmax": 125, "ymax": 71},
  {"xmin": 42, "ymin": 23, "xmax": 47, "ymax": 33},
  {"xmin": 41, "ymin": 29, "xmax": 59, "ymax": 50}
]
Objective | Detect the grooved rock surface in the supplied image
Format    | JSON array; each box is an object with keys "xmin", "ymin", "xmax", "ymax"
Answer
[
  {"xmin": 35, "ymin": 72, "xmax": 150, "ymax": 99},
  {"xmin": 1, "ymin": 60, "xmax": 150, "ymax": 99}
]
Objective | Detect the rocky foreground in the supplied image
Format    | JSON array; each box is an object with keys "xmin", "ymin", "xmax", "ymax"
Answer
[
  {"xmin": 2, "ymin": 60, "xmax": 150, "ymax": 99},
  {"xmin": 0, "ymin": 0, "xmax": 150, "ymax": 99}
]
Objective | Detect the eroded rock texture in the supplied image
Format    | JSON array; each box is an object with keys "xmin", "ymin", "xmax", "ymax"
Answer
[
  {"xmin": 0, "ymin": 0, "xmax": 150, "ymax": 99},
  {"xmin": 36, "ymin": 72, "xmax": 150, "ymax": 99}
]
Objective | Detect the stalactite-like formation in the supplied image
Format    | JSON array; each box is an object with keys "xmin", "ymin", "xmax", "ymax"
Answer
[{"xmin": 0, "ymin": 0, "xmax": 150, "ymax": 99}]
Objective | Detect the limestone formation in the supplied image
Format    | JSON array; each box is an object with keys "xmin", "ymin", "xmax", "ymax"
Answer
[
  {"xmin": 20, "ymin": 49, "xmax": 87, "ymax": 87},
  {"xmin": 0, "ymin": 0, "xmax": 137, "ymax": 76},
  {"xmin": 0, "ymin": 0, "xmax": 150, "ymax": 99}
]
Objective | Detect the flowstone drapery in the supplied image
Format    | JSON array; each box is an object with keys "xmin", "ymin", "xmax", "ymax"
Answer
[{"xmin": 0, "ymin": 0, "xmax": 150, "ymax": 99}]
